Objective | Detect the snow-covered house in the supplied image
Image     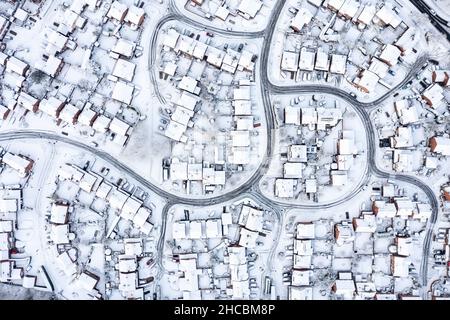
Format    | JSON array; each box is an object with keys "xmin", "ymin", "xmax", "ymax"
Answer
[
  {"xmin": 237, "ymin": 0, "xmax": 262, "ymax": 19},
  {"xmin": 78, "ymin": 107, "xmax": 98, "ymax": 127},
  {"xmin": 290, "ymin": 8, "xmax": 313, "ymax": 32},
  {"xmin": 6, "ymin": 56, "xmax": 29, "ymax": 76},
  {"xmin": 429, "ymin": 136, "xmax": 450, "ymax": 156},
  {"xmin": 107, "ymin": 1, "xmax": 128, "ymax": 23},
  {"xmin": 421, "ymin": 84, "xmax": 444, "ymax": 107},
  {"xmin": 59, "ymin": 104, "xmax": 81, "ymax": 125},
  {"xmin": 378, "ymin": 44, "xmax": 402, "ymax": 66},
  {"xmin": 40, "ymin": 96, "xmax": 65, "ymax": 118},
  {"xmin": 1, "ymin": 152, "xmax": 34, "ymax": 177},
  {"xmin": 35, "ymin": 55, "xmax": 64, "ymax": 78},
  {"xmin": 17, "ymin": 91, "xmax": 39, "ymax": 113},
  {"xmin": 124, "ymin": 6, "xmax": 145, "ymax": 29}
]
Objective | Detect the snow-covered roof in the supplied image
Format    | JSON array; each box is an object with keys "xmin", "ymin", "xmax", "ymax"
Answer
[
  {"xmin": 170, "ymin": 160, "xmax": 188, "ymax": 181},
  {"xmin": 50, "ymin": 224, "xmax": 70, "ymax": 244},
  {"xmin": 233, "ymin": 86, "xmax": 251, "ymax": 100},
  {"xmin": 112, "ymin": 58, "xmax": 136, "ymax": 82},
  {"xmin": 77, "ymin": 272, "xmax": 98, "ymax": 291},
  {"xmin": 357, "ymin": 5, "xmax": 375, "ymax": 26},
  {"xmin": 109, "ymin": 117, "xmax": 131, "ymax": 136},
  {"xmin": 171, "ymin": 106, "xmax": 194, "ymax": 126},
  {"xmin": 163, "ymin": 61, "xmax": 177, "ymax": 76},
  {"xmin": 237, "ymin": 0, "xmax": 262, "ymax": 19},
  {"xmin": 202, "ymin": 168, "xmax": 226, "ymax": 186},
  {"xmin": 40, "ymin": 96, "xmax": 65, "ymax": 118},
  {"xmin": 6, "ymin": 56, "xmax": 28, "ymax": 76},
  {"xmin": 229, "ymin": 146, "xmax": 249, "ymax": 165},
  {"xmin": 289, "ymin": 286, "xmax": 313, "ymax": 300},
  {"xmin": 165, "ymin": 121, "xmax": 187, "ymax": 142},
  {"xmin": 173, "ymin": 221, "xmax": 187, "ymax": 239},
  {"xmin": 119, "ymin": 271, "xmax": 137, "ymax": 293},
  {"xmin": 124, "ymin": 6, "xmax": 145, "ymax": 27},
  {"xmin": 238, "ymin": 50, "xmax": 255, "ymax": 71},
  {"xmin": 0, "ymin": 221, "xmax": 13, "ymax": 233},
  {"xmin": 109, "ymin": 189, "xmax": 129, "ymax": 211},
  {"xmin": 331, "ymin": 171, "xmax": 348, "ymax": 186},
  {"xmin": 124, "ymin": 238, "xmax": 143, "ymax": 256},
  {"xmin": 14, "ymin": 8, "xmax": 28, "ymax": 22},
  {"xmin": 329, "ymin": 54, "xmax": 347, "ymax": 74},
  {"xmin": 299, "ymin": 48, "xmax": 315, "ymax": 71},
  {"xmin": 394, "ymin": 100, "xmax": 419, "ymax": 125},
  {"xmin": 96, "ymin": 181, "xmax": 112, "ymax": 199},
  {"xmin": 221, "ymin": 52, "xmax": 239, "ymax": 74},
  {"xmin": 178, "ymin": 76, "xmax": 200, "ymax": 95},
  {"xmin": 368, "ymin": 58, "xmax": 389, "ymax": 78},
  {"xmin": 391, "ymin": 255, "xmax": 409, "ymax": 277},
  {"xmin": 112, "ymin": 81, "xmax": 134, "ymax": 105},
  {"xmin": 333, "ymin": 279, "xmax": 356, "ymax": 297},
  {"xmin": 118, "ymin": 255, "xmax": 137, "ymax": 273},
  {"xmin": 173, "ymin": 91, "xmax": 199, "ymax": 111},
  {"xmin": 17, "ymin": 91, "xmax": 39, "ymax": 112},
  {"xmin": 338, "ymin": 0, "xmax": 359, "ymax": 19},
  {"xmin": 238, "ymin": 228, "xmax": 259, "ymax": 248},
  {"xmin": 59, "ymin": 103, "xmax": 81, "ymax": 124},
  {"xmin": 296, "ymin": 223, "xmax": 315, "ymax": 239},
  {"xmin": 189, "ymin": 221, "xmax": 202, "ymax": 239},
  {"xmin": 187, "ymin": 163, "xmax": 203, "ymax": 181},
  {"xmin": 292, "ymin": 269, "xmax": 311, "ymax": 286},
  {"xmin": 281, "ymin": 51, "xmax": 299, "ymax": 72},
  {"xmin": 429, "ymin": 136, "xmax": 450, "ymax": 156},
  {"xmin": 2, "ymin": 152, "xmax": 33, "ymax": 177},
  {"xmin": 78, "ymin": 107, "xmax": 97, "ymax": 127},
  {"xmin": 422, "ymin": 84, "xmax": 444, "ymax": 107},
  {"xmin": 327, "ymin": 0, "xmax": 346, "ymax": 11},
  {"xmin": 275, "ymin": 178, "xmax": 295, "ymax": 198},
  {"xmin": 352, "ymin": 214, "xmax": 376, "ymax": 233},
  {"xmin": 206, "ymin": 46, "xmax": 225, "ymax": 67},
  {"xmin": 294, "ymin": 239, "xmax": 313, "ymax": 255},
  {"xmin": 354, "ymin": 69, "xmax": 379, "ymax": 93},
  {"xmin": 315, "ymin": 50, "xmax": 329, "ymax": 71},
  {"xmin": 93, "ymin": 114, "xmax": 112, "ymax": 133},
  {"xmin": 290, "ymin": 8, "xmax": 313, "ymax": 32},
  {"xmin": 288, "ymin": 144, "xmax": 307, "ymax": 162},
  {"xmin": 112, "ymin": 38, "xmax": 135, "ymax": 58},
  {"xmin": 50, "ymin": 202, "xmax": 69, "ymax": 225},
  {"xmin": 215, "ymin": 6, "xmax": 229, "ymax": 21},
  {"xmin": 375, "ymin": 5, "xmax": 402, "ymax": 28},
  {"xmin": 107, "ymin": 1, "xmax": 128, "ymax": 22},
  {"xmin": 192, "ymin": 41, "xmax": 208, "ymax": 60},
  {"xmin": 35, "ymin": 55, "xmax": 63, "ymax": 77},
  {"xmin": 379, "ymin": 44, "xmax": 401, "ymax": 66},
  {"xmin": 396, "ymin": 236, "xmax": 412, "ymax": 256},
  {"xmin": 162, "ymin": 29, "xmax": 180, "ymax": 49},
  {"xmin": 234, "ymin": 100, "xmax": 252, "ymax": 115},
  {"xmin": 230, "ymin": 130, "xmax": 250, "ymax": 147},
  {"xmin": 0, "ymin": 199, "xmax": 17, "ymax": 213},
  {"xmin": 415, "ymin": 203, "xmax": 432, "ymax": 221},
  {"xmin": 133, "ymin": 207, "xmax": 152, "ymax": 229},
  {"xmin": 44, "ymin": 28, "xmax": 69, "ymax": 54},
  {"xmin": 79, "ymin": 171, "xmax": 97, "ymax": 193},
  {"xmin": 205, "ymin": 219, "xmax": 222, "ymax": 238},
  {"xmin": 121, "ymin": 197, "xmax": 142, "ymax": 221},
  {"xmin": 283, "ymin": 162, "xmax": 303, "ymax": 179},
  {"xmin": 239, "ymin": 205, "xmax": 264, "ymax": 232}
]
